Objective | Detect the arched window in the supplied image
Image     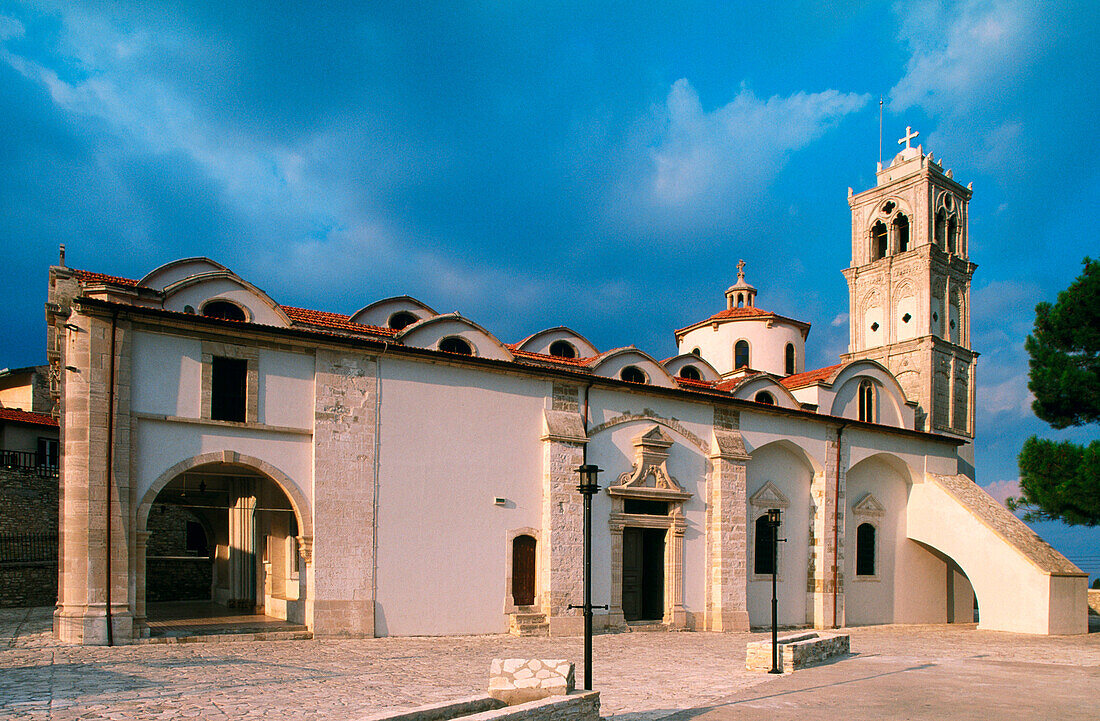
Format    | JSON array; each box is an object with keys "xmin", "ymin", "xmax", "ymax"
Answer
[
  {"xmin": 784, "ymin": 343, "xmax": 796, "ymax": 375},
  {"xmin": 691, "ymin": 347, "xmax": 701, "ymax": 356},
  {"xmin": 893, "ymin": 213, "xmax": 910, "ymax": 252},
  {"xmin": 734, "ymin": 340, "xmax": 750, "ymax": 369},
  {"xmin": 858, "ymin": 379, "xmax": 875, "ymax": 422},
  {"xmin": 871, "ymin": 221, "xmax": 888, "ymax": 260},
  {"xmin": 755, "ymin": 391, "xmax": 775, "ymax": 405},
  {"xmin": 754, "ymin": 515, "xmax": 776, "ymax": 575},
  {"xmin": 856, "ymin": 523, "xmax": 876, "ymax": 576},
  {"xmin": 679, "ymin": 365, "xmax": 701, "ymax": 381},
  {"xmin": 388, "ymin": 311, "xmax": 418, "ymax": 330},
  {"xmin": 439, "ymin": 336, "xmax": 473, "ymax": 355},
  {"xmin": 202, "ymin": 300, "xmax": 246, "ymax": 321},
  {"xmin": 946, "ymin": 217, "xmax": 957, "ymax": 253},
  {"xmin": 511, "ymin": 535, "xmax": 537, "ymax": 606},
  {"xmin": 620, "ymin": 365, "xmax": 646, "ymax": 384},
  {"xmin": 548, "ymin": 340, "xmax": 577, "ymax": 358},
  {"xmin": 934, "ymin": 210, "xmax": 947, "ymax": 249}
]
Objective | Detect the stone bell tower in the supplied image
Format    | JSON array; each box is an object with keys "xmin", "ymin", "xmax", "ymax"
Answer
[{"xmin": 841, "ymin": 127, "xmax": 978, "ymax": 438}]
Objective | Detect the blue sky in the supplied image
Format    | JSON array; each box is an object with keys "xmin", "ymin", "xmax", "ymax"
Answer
[{"xmin": 2, "ymin": 2, "xmax": 1098, "ymax": 573}]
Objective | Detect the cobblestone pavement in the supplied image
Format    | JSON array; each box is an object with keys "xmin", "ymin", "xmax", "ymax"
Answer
[{"xmin": 1, "ymin": 607, "xmax": 1097, "ymax": 720}]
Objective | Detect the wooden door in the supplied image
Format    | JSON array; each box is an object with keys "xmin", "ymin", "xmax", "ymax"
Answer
[
  {"xmin": 622, "ymin": 528, "xmax": 644, "ymax": 620},
  {"xmin": 512, "ymin": 535, "xmax": 536, "ymax": 606}
]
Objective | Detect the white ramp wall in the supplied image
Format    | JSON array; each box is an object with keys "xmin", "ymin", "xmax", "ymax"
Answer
[{"xmin": 907, "ymin": 474, "xmax": 1087, "ymax": 635}]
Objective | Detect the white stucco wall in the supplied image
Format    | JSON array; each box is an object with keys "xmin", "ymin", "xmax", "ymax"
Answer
[
  {"xmin": 679, "ymin": 319, "xmax": 805, "ymax": 377},
  {"xmin": 374, "ymin": 359, "xmax": 546, "ymax": 636},
  {"xmin": 131, "ymin": 331, "xmax": 203, "ymax": 418},
  {"xmin": 257, "ymin": 349, "xmax": 314, "ymax": 428}
]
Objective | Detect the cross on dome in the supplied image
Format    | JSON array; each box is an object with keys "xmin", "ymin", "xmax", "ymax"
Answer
[
  {"xmin": 736, "ymin": 258, "xmax": 746, "ymax": 281},
  {"xmin": 898, "ymin": 126, "xmax": 919, "ymax": 150}
]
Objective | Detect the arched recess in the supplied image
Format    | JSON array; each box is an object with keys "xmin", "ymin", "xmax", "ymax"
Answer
[
  {"xmin": 745, "ymin": 439, "xmax": 819, "ymax": 627},
  {"xmin": 136, "ymin": 452, "xmax": 313, "ymax": 629},
  {"xmin": 504, "ymin": 527, "xmax": 540, "ymax": 611},
  {"xmin": 397, "ymin": 313, "xmax": 514, "ymax": 361},
  {"xmin": 844, "ymin": 453, "xmax": 916, "ymax": 626},
  {"xmin": 350, "ymin": 296, "xmax": 438, "ymax": 329},
  {"xmin": 161, "ymin": 271, "xmax": 293, "ymax": 327},
  {"xmin": 588, "ymin": 348, "xmax": 677, "ymax": 389},
  {"xmin": 829, "ymin": 360, "xmax": 912, "ymax": 428},
  {"xmin": 513, "ymin": 326, "xmax": 598, "ymax": 358},
  {"xmin": 728, "ymin": 375, "xmax": 802, "ymax": 410},
  {"xmin": 662, "ymin": 353, "xmax": 722, "ymax": 382},
  {"xmin": 140, "ymin": 257, "xmax": 231, "ymax": 290}
]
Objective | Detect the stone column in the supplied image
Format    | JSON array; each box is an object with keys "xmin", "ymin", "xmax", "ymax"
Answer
[
  {"xmin": 133, "ymin": 530, "xmax": 151, "ymax": 637},
  {"xmin": 703, "ymin": 407, "xmax": 750, "ymax": 631},
  {"xmin": 54, "ymin": 311, "xmax": 134, "ymax": 645},
  {"xmin": 811, "ymin": 428, "xmax": 847, "ymax": 628},
  {"xmin": 228, "ymin": 478, "xmax": 257, "ymax": 609},
  {"xmin": 312, "ymin": 350, "xmax": 377, "ymax": 637},
  {"xmin": 540, "ymin": 384, "xmax": 588, "ymax": 636},
  {"xmin": 606, "ymin": 518, "xmax": 625, "ymax": 629},
  {"xmin": 297, "ymin": 535, "xmax": 313, "ymax": 627},
  {"xmin": 666, "ymin": 518, "xmax": 688, "ymax": 629}
]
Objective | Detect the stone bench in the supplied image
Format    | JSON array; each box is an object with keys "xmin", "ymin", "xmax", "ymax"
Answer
[{"xmin": 745, "ymin": 632, "xmax": 850, "ymax": 673}]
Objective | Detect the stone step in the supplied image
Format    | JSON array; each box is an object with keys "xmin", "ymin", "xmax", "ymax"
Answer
[
  {"xmin": 625, "ymin": 622, "xmax": 668, "ymax": 632},
  {"xmin": 511, "ymin": 613, "xmax": 546, "ymax": 622}
]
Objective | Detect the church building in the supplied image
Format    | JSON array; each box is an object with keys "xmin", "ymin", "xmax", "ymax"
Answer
[{"xmin": 46, "ymin": 132, "xmax": 1086, "ymax": 644}]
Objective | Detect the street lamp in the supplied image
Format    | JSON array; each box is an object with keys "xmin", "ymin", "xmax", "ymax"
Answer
[
  {"xmin": 767, "ymin": 507, "xmax": 783, "ymax": 674},
  {"xmin": 568, "ymin": 464, "xmax": 607, "ymax": 691}
]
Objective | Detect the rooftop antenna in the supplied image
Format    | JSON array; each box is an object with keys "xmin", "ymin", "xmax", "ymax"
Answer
[{"xmin": 878, "ymin": 96, "xmax": 883, "ymax": 168}]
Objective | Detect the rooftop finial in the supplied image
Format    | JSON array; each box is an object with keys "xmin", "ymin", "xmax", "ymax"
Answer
[
  {"xmin": 736, "ymin": 258, "xmax": 746, "ymax": 282},
  {"xmin": 59, "ymin": 244, "xmax": 66, "ymax": 268},
  {"xmin": 898, "ymin": 125, "xmax": 919, "ymax": 150}
]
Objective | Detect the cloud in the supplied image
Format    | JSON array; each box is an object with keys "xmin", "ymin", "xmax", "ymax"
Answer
[
  {"xmin": 983, "ymin": 478, "xmax": 1021, "ymax": 507},
  {"xmin": 980, "ymin": 372, "xmax": 1034, "ymax": 419},
  {"xmin": 621, "ymin": 80, "xmax": 868, "ymax": 227},
  {"xmin": 890, "ymin": 0, "xmax": 1039, "ymax": 115},
  {"xmin": 0, "ymin": 15, "xmax": 23, "ymax": 41},
  {"xmin": 831, "ymin": 313, "xmax": 849, "ymax": 327}
]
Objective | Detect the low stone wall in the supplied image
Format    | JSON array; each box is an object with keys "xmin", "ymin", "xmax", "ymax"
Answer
[
  {"xmin": 146, "ymin": 557, "xmax": 212, "ymax": 602},
  {"xmin": 357, "ymin": 692, "xmax": 598, "ymax": 721},
  {"xmin": 746, "ymin": 632, "xmax": 850, "ymax": 673},
  {"xmin": 489, "ymin": 659, "xmax": 574, "ymax": 704},
  {"xmin": 0, "ymin": 562, "xmax": 57, "ymax": 607}
]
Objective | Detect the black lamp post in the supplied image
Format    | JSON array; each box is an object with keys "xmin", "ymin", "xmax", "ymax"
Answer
[
  {"xmin": 767, "ymin": 507, "xmax": 784, "ymax": 674},
  {"xmin": 568, "ymin": 464, "xmax": 606, "ymax": 691}
]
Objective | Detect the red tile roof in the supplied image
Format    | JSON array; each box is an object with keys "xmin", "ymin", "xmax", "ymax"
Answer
[
  {"xmin": 510, "ymin": 348, "xmax": 595, "ymax": 367},
  {"xmin": 781, "ymin": 364, "xmax": 843, "ymax": 389},
  {"xmin": 0, "ymin": 408, "xmax": 58, "ymax": 427},
  {"xmin": 675, "ymin": 305, "xmax": 810, "ymax": 337},
  {"xmin": 72, "ymin": 270, "xmax": 140, "ymax": 286},
  {"xmin": 281, "ymin": 306, "xmax": 396, "ymax": 336}
]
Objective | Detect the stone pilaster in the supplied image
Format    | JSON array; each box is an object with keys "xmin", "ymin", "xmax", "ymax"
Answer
[
  {"xmin": 55, "ymin": 311, "xmax": 134, "ymax": 644},
  {"xmin": 540, "ymin": 383, "xmax": 587, "ymax": 636},
  {"xmin": 311, "ymin": 350, "xmax": 378, "ymax": 637},
  {"xmin": 704, "ymin": 406, "xmax": 750, "ymax": 631},
  {"xmin": 228, "ymin": 478, "xmax": 258, "ymax": 609},
  {"xmin": 811, "ymin": 428, "xmax": 847, "ymax": 628},
  {"xmin": 133, "ymin": 530, "xmax": 151, "ymax": 637}
]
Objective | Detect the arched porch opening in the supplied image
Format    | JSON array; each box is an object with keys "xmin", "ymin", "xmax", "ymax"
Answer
[{"xmin": 137, "ymin": 458, "xmax": 310, "ymax": 637}]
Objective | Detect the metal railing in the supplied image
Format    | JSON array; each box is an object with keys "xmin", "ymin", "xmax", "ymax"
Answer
[
  {"xmin": 0, "ymin": 449, "xmax": 58, "ymax": 477},
  {"xmin": 0, "ymin": 532, "xmax": 58, "ymax": 564}
]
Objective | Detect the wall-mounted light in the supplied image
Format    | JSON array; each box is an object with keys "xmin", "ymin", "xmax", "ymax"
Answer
[{"xmin": 63, "ymin": 323, "xmax": 81, "ymax": 332}]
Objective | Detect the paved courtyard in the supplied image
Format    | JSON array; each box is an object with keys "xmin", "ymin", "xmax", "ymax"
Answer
[{"xmin": 1, "ymin": 607, "xmax": 1098, "ymax": 720}]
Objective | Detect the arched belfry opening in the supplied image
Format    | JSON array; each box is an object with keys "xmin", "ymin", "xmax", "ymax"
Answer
[{"xmin": 140, "ymin": 461, "xmax": 307, "ymax": 636}]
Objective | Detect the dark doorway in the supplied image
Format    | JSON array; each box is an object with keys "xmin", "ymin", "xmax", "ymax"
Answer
[
  {"xmin": 512, "ymin": 535, "xmax": 536, "ymax": 606},
  {"xmin": 622, "ymin": 527, "xmax": 665, "ymax": 622}
]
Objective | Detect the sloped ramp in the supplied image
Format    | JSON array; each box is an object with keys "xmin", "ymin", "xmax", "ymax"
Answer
[{"xmin": 907, "ymin": 474, "xmax": 1087, "ymax": 635}]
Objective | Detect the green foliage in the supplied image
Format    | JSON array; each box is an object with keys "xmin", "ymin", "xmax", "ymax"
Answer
[
  {"xmin": 1010, "ymin": 437, "xmax": 1100, "ymax": 526},
  {"xmin": 1011, "ymin": 258, "xmax": 1100, "ymax": 526},
  {"xmin": 1024, "ymin": 257, "xmax": 1100, "ymax": 429}
]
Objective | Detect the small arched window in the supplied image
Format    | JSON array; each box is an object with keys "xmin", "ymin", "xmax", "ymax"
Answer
[
  {"xmin": 754, "ymin": 515, "xmax": 776, "ymax": 575},
  {"xmin": 548, "ymin": 340, "xmax": 577, "ymax": 359},
  {"xmin": 755, "ymin": 391, "xmax": 775, "ymax": 405},
  {"xmin": 388, "ymin": 311, "xmax": 418, "ymax": 330},
  {"xmin": 871, "ymin": 221, "xmax": 888, "ymax": 260},
  {"xmin": 734, "ymin": 340, "xmax": 750, "ymax": 369},
  {"xmin": 893, "ymin": 213, "xmax": 910, "ymax": 252},
  {"xmin": 511, "ymin": 534, "xmax": 537, "ymax": 606},
  {"xmin": 934, "ymin": 210, "xmax": 947, "ymax": 249},
  {"xmin": 856, "ymin": 523, "xmax": 876, "ymax": 576},
  {"xmin": 620, "ymin": 365, "xmax": 646, "ymax": 384},
  {"xmin": 691, "ymin": 347, "xmax": 701, "ymax": 356},
  {"xmin": 439, "ymin": 336, "xmax": 473, "ymax": 355},
  {"xmin": 858, "ymin": 379, "xmax": 875, "ymax": 422},
  {"xmin": 784, "ymin": 343, "xmax": 795, "ymax": 375},
  {"xmin": 946, "ymin": 217, "xmax": 958, "ymax": 253},
  {"xmin": 202, "ymin": 300, "xmax": 246, "ymax": 321},
  {"xmin": 679, "ymin": 365, "xmax": 701, "ymax": 381}
]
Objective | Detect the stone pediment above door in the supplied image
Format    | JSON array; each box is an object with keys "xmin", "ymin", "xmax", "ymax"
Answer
[
  {"xmin": 608, "ymin": 426, "xmax": 692, "ymax": 502},
  {"xmin": 748, "ymin": 480, "xmax": 790, "ymax": 510}
]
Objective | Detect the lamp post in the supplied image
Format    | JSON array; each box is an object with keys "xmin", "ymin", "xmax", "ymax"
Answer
[
  {"xmin": 767, "ymin": 507, "xmax": 783, "ymax": 674},
  {"xmin": 568, "ymin": 464, "xmax": 606, "ymax": 691}
]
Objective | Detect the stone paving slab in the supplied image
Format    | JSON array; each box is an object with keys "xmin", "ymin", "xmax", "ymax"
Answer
[{"xmin": 2, "ymin": 607, "xmax": 1098, "ymax": 721}]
